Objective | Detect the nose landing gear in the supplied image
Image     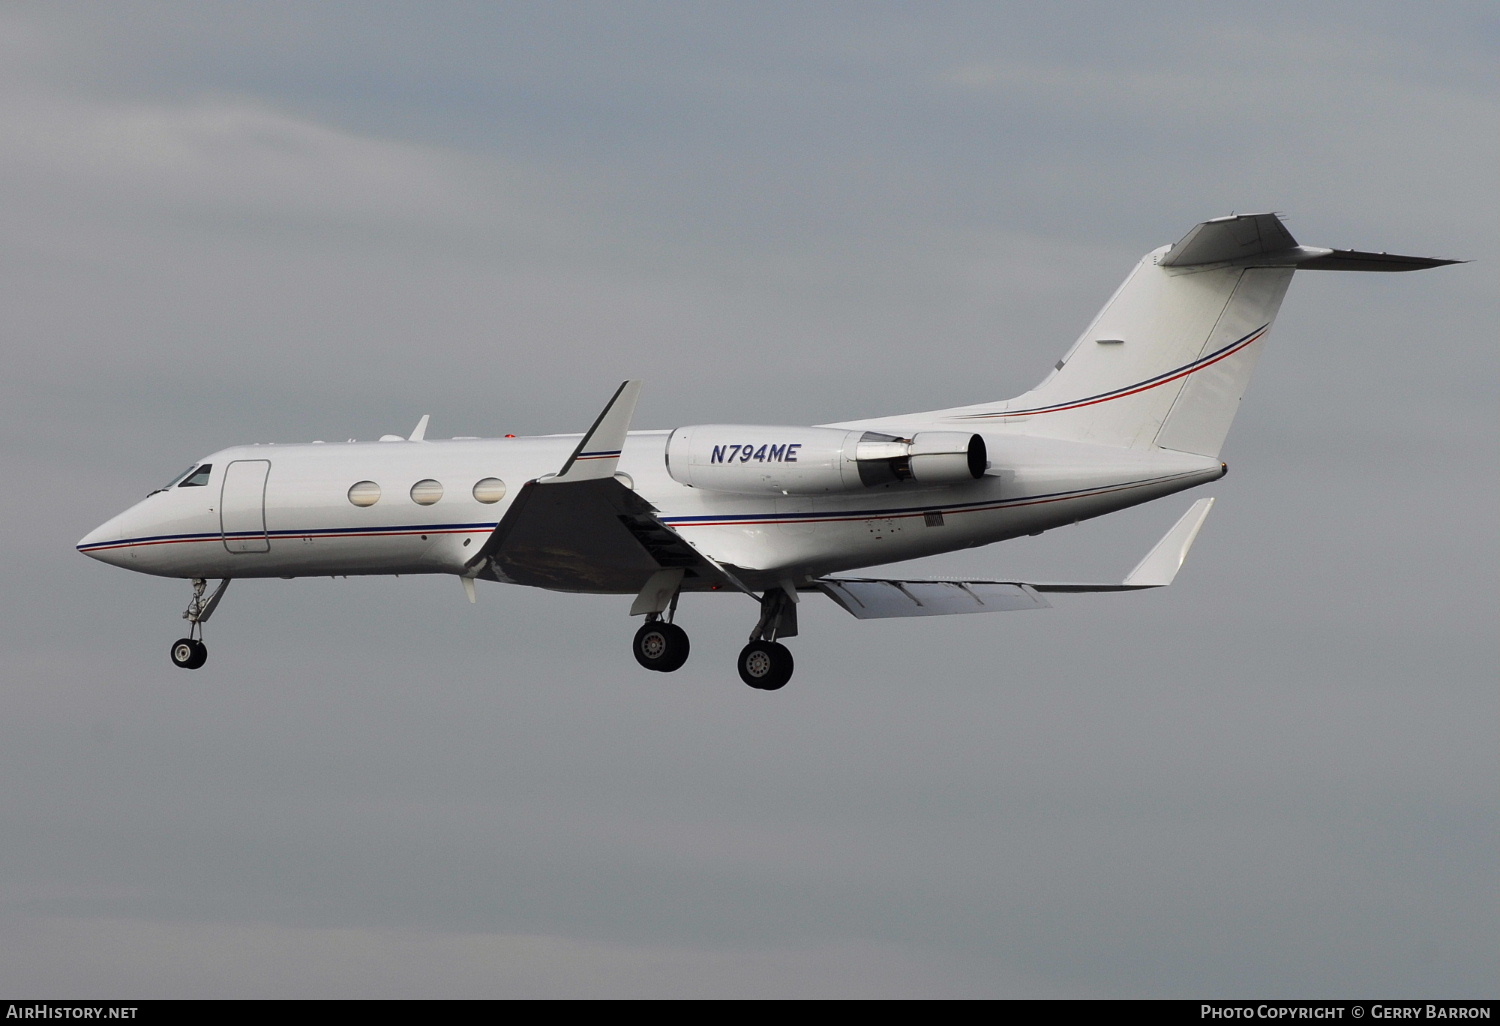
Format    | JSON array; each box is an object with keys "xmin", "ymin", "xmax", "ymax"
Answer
[
  {"xmin": 171, "ymin": 578, "xmax": 229, "ymax": 670},
  {"xmin": 170, "ymin": 637, "xmax": 207, "ymax": 669}
]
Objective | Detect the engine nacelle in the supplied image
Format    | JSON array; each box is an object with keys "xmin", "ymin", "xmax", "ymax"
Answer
[{"xmin": 664, "ymin": 425, "xmax": 987, "ymax": 494}]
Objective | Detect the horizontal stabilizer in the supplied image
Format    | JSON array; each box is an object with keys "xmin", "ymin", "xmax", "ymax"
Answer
[
  {"xmin": 1289, "ymin": 249, "xmax": 1464, "ymax": 272},
  {"xmin": 1159, "ymin": 213, "xmax": 1298, "ymax": 267},
  {"xmin": 1159, "ymin": 213, "xmax": 1462, "ymax": 272}
]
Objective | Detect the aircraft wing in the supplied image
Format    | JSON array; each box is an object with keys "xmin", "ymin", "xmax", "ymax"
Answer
[
  {"xmin": 815, "ymin": 498, "xmax": 1213, "ymax": 619},
  {"xmin": 466, "ymin": 381, "xmax": 720, "ymax": 593}
]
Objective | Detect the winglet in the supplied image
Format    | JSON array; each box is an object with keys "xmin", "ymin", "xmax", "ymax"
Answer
[
  {"xmin": 409, "ymin": 414, "xmax": 430, "ymax": 442},
  {"xmin": 552, "ymin": 381, "xmax": 642, "ymax": 483},
  {"xmin": 1121, "ymin": 497, "xmax": 1214, "ymax": 588}
]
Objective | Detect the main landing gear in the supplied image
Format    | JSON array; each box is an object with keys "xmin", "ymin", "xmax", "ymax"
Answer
[
  {"xmin": 631, "ymin": 584, "xmax": 798, "ymax": 691},
  {"xmin": 737, "ymin": 640, "xmax": 793, "ymax": 691},
  {"xmin": 170, "ymin": 578, "xmax": 229, "ymax": 670},
  {"xmin": 632, "ymin": 574, "xmax": 691, "ymax": 673},
  {"xmin": 633, "ymin": 619, "xmax": 691, "ymax": 672},
  {"xmin": 737, "ymin": 586, "xmax": 796, "ymax": 691}
]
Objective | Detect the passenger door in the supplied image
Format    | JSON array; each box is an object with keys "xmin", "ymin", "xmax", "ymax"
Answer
[{"xmin": 220, "ymin": 460, "xmax": 271, "ymax": 553}]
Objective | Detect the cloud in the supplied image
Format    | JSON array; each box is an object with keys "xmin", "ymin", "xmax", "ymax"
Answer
[{"xmin": 0, "ymin": 90, "xmax": 567, "ymax": 249}]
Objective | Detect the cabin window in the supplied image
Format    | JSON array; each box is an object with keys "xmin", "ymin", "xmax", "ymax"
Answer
[
  {"xmin": 348, "ymin": 481, "xmax": 381, "ymax": 507},
  {"xmin": 179, "ymin": 464, "xmax": 213, "ymax": 488},
  {"xmin": 472, "ymin": 478, "xmax": 506, "ymax": 503},
  {"xmin": 410, "ymin": 479, "xmax": 444, "ymax": 505}
]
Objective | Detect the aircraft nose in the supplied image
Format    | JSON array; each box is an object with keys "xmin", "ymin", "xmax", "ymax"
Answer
[{"xmin": 77, "ymin": 516, "xmax": 128, "ymax": 567}]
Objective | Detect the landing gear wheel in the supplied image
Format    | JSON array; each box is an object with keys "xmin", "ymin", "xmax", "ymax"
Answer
[
  {"xmin": 171, "ymin": 638, "xmax": 207, "ymax": 670},
  {"xmin": 633, "ymin": 622, "xmax": 690, "ymax": 672},
  {"xmin": 738, "ymin": 641, "xmax": 793, "ymax": 690}
]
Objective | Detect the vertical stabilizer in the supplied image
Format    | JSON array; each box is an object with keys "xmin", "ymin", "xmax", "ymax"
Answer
[
  {"xmin": 956, "ymin": 213, "xmax": 1460, "ymax": 458},
  {"xmin": 978, "ymin": 219, "xmax": 1295, "ymax": 456}
]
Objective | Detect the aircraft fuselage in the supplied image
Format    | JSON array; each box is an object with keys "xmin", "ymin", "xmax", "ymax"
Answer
[{"xmin": 77, "ymin": 429, "xmax": 1223, "ymax": 591}]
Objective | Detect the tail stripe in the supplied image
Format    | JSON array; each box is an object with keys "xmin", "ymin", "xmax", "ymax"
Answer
[{"xmin": 962, "ymin": 323, "xmax": 1268, "ymax": 421}]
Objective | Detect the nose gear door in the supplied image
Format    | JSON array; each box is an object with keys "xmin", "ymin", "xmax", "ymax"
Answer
[{"xmin": 220, "ymin": 460, "xmax": 271, "ymax": 553}]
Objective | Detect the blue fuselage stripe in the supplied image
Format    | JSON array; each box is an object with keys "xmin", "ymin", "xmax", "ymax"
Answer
[
  {"xmin": 79, "ymin": 471, "xmax": 1204, "ymax": 553},
  {"xmin": 78, "ymin": 522, "xmax": 500, "ymax": 552}
]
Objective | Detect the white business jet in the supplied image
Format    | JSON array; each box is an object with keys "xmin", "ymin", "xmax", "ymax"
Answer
[{"xmin": 77, "ymin": 214, "xmax": 1457, "ymax": 689}]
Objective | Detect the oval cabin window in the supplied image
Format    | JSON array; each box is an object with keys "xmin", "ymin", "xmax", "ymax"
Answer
[
  {"xmin": 348, "ymin": 481, "xmax": 381, "ymax": 507},
  {"xmin": 472, "ymin": 478, "xmax": 506, "ymax": 504},
  {"xmin": 410, "ymin": 479, "xmax": 444, "ymax": 505}
]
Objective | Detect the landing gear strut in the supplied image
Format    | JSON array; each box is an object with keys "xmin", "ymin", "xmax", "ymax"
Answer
[
  {"xmin": 626, "ymin": 577, "xmax": 801, "ymax": 689},
  {"xmin": 171, "ymin": 578, "xmax": 229, "ymax": 670},
  {"xmin": 738, "ymin": 586, "xmax": 797, "ymax": 690}
]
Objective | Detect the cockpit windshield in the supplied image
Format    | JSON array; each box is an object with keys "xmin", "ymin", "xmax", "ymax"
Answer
[
  {"xmin": 150, "ymin": 465, "xmax": 198, "ymax": 496},
  {"xmin": 148, "ymin": 463, "xmax": 212, "ymax": 496},
  {"xmin": 179, "ymin": 464, "xmax": 212, "ymax": 487}
]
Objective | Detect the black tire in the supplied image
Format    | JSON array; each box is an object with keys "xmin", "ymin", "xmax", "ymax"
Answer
[
  {"xmin": 738, "ymin": 641, "xmax": 793, "ymax": 690},
  {"xmin": 171, "ymin": 638, "xmax": 199, "ymax": 669},
  {"xmin": 186, "ymin": 639, "xmax": 208, "ymax": 670},
  {"xmin": 633, "ymin": 622, "xmax": 690, "ymax": 672}
]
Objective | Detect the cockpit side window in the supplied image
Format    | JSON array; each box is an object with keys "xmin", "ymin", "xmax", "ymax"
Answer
[{"xmin": 179, "ymin": 464, "xmax": 213, "ymax": 488}]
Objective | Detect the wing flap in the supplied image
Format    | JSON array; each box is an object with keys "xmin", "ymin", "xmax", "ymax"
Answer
[
  {"xmin": 816, "ymin": 497, "xmax": 1216, "ymax": 619},
  {"xmin": 816, "ymin": 578, "xmax": 1049, "ymax": 619}
]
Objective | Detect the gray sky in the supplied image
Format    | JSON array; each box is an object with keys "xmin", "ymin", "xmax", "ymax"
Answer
[{"xmin": 2, "ymin": 1, "xmax": 1495, "ymax": 998}]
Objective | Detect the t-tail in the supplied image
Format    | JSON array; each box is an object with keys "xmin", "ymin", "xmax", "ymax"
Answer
[{"xmin": 955, "ymin": 213, "xmax": 1460, "ymax": 457}]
